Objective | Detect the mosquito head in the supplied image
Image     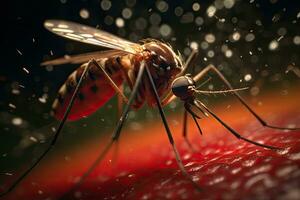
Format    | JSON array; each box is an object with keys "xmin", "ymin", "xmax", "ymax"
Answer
[{"xmin": 171, "ymin": 74, "xmax": 196, "ymax": 101}]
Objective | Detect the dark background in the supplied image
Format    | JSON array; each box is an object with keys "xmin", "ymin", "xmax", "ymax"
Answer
[{"xmin": 0, "ymin": 0, "xmax": 300, "ymax": 186}]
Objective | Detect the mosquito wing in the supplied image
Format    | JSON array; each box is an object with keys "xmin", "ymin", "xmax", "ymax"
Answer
[
  {"xmin": 44, "ymin": 20, "xmax": 142, "ymax": 54},
  {"xmin": 41, "ymin": 49, "xmax": 128, "ymax": 66}
]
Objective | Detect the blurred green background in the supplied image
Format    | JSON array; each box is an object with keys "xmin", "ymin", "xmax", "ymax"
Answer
[{"xmin": 0, "ymin": 0, "xmax": 300, "ymax": 185}]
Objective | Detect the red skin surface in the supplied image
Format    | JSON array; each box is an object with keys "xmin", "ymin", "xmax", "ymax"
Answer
[{"xmin": 3, "ymin": 89, "xmax": 300, "ymax": 200}]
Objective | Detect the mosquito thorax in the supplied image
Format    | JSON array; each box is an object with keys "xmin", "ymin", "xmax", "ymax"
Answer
[
  {"xmin": 171, "ymin": 75, "xmax": 196, "ymax": 101},
  {"xmin": 143, "ymin": 41, "xmax": 182, "ymax": 77}
]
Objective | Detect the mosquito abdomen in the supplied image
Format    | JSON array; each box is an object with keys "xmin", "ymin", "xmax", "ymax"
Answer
[{"xmin": 52, "ymin": 57, "xmax": 124, "ymax": 121}]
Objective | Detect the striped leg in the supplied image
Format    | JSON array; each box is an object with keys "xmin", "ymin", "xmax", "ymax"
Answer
[
  {"xmin": 0, "ymin": 59, "xmax": 92, "ymax": 197},
  {"xmin": 60, "ymin": 61, "xmax": 146, "ymax": 199},
  {"xmin": 111, "ymin": 84, "xmax": 125, "ymax": 166}
]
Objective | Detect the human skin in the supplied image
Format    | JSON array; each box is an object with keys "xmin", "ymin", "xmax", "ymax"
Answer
[{"xmin": 3, "ymin": 87, "xmax": 300, "ymax": 200}]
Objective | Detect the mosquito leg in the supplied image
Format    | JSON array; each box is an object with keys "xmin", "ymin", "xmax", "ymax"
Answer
[
  {"xmin": 161, "ymin": 93, "xmax": 177, "ymax": 106},
  {"xmin": 193, "ymin": 64, "xmax": 299, "ymax": 131},
  {"xmin": 194, "ymin": 100, "xmax": 282, "ymax": 150},
  {"xmin": 111, "ymin": 140, "xmax": 120, "ymax": 168},
  {"xmin": 0, "ymin": 60, "xmax": 92, "ymax": 197},
  {"xmin": 182, "ymin": 109, "xmax": 188, "ymax": 138},
  {"xmin": 91, "ymin": 59, "xmax": 128, "ymax": 103},
  {"xmin": 117, "ymin": 84, "xmax": 124, "ymax": 120},
  {"xmin": 111, "ymin": 85, "xmax": 125, "ymax": 166},
  {"xmin": 178, "ymin": 49, "xmax": 199, "ymax": 76},
  {"xmin": 191, "ymin": 115, "xmax": 203, "ymax": 136},
  {"xmin": 145, "ymin": 66, "xmax": 202, "ymax": 192},
  {"xmin": 161, "ymin": 49, "xmax": 199, "ymax": 106},
  {"xmin": 181, "ymin": 109, "xmax": 196, "ymax": 151},
  {"xmin": 60, "ymin": 62, "xmax": 146, "ymax": 199}
]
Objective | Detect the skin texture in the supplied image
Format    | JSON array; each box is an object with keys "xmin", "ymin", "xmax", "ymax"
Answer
[{"xmin": 2, "ymin": 87, "xmax": 300, "ymax": 200}]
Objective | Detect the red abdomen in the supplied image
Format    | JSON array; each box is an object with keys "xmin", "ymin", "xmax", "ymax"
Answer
[{"xmin": 52, "ymin": 58, "xmax": 123, "ymax": 121}]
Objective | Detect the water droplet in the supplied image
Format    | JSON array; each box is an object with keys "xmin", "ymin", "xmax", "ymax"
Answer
[
  {"xmin": 200, "ymin": 41, "xmax": 209, "ymax": 50},
  {"xmin": 115, "ymin": 18, "xmax": 125, "ymax": 28},
  {"xmin": 232, "ymin": 32, "xmax": 241, "ymax": 41},
  {"xmin": 224, "ymin": 0, "xmax": 235, "ymax": 9},
  {"xmin": 269, "ymin": 40, "xmax": 279, "ymax": 50},
  {"xmin": 16, "ymin": 49, "xmax": 23, "ymax": 56},
  {"xmin": 38, "ymin": 95, "xmax": 47, "ymax": 104},
  {"xmin": 189, "ymin": 41, "xmax": 198, "ymax": 50},
  {"xmin": 135, "ymin": 17, "xmax": 147, "ymax": 30},
  {"xmin": 79, "ymin": 9, "xmax": 89, "ymax": 19},
  {"xmin": 12, "ymin": 117, "xmax": 23, "ymax": 126},
  {"xmin": 244, "ymin": 74, "xmax": 252, "ymax": 82},
  {"xmin": 160, "ymin": 24, "xmax": 171, "ymax": 37},
  {"xmin": 101, "ymin": 0, "xmax": 112, "ymax": 11},
  {"xmin": 225, "ymin": 49, "xmax": 233, "ymax": 58},
  {"xmin": 207, "ymin": 5, "xmax": 216, "ymax": 17},
  {"xmin": 29, "ymin": 136, "xmax": 38, "ymax": 143},
  {"xmin": 245, "ymin": 33, "xmax": 255, "ymax": 42},
  {"xmin": 205, "ymin": 33, "xmax": 215, "ymax": 43},
  {"xmin": 277, "ymin": 27, "xmax": 287, "ymax": 36},
  {"xmin": 192, "ymin": 3, "xmax": 200, "ymax": 11},
  {"xmin": 122, "ymin": 8, "xmax": 132, "ymax": 19},
  {"xmin": 149, "ymin": 13, "xmax": 161, "ymax": 25},
  {"xmin": 272, "ymin": 13, "xmax": 281, "ymax": 22},
  {"xmin": 8, "ymin": 103, "xmax": 16, "ymax": 109},
  {"xmin": 293, "ymin": 36, "xmax": 300, "ymax": 45},
  {"xmin": 156, "ymin": 0, "xmax": 168, "ymax": 13},
  {"xmin": 22, "ymin": 67, "xmax": 30, "ymax": 74},
  {"xmin": 174, "ymin": 6, "xmax": 183, "ymax": 16},
  {"xmin": 207, "ymin": 50, "xmax": 215, "ymax": 58},
  {"xmin": 195, "ymin": 16, "xmax": 204, "ymax": 26},
  {"xmin": 3, "ymin": 172, "xmax": 13, "ymax": 176}
]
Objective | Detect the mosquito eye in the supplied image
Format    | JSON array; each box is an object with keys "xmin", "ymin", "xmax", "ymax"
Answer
[
  {"xmin": 171, "ymin": 74, "xmax": 196, "ymax": 99},
  {"xmin": 160, "ymin": 62, "xmax": 169, "ymax": 71},
  {"xmin": 172, "ymin": 76, "xmax": 194, "ymax": 99}
]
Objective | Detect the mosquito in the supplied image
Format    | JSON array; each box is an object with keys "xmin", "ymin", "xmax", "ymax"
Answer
[{"xmin": 1, "ymin": 20, "xmax": 299, "ymax": 198}]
